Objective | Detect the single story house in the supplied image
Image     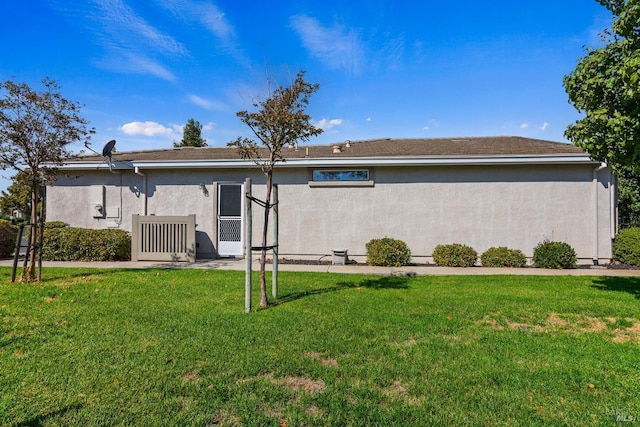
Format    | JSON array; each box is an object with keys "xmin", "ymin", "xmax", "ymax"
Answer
[{"xmin": 47, "ymin": 136, "xmax": 616, "ymax": 265}]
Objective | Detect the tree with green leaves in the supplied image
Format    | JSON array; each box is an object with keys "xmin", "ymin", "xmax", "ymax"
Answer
[
  {"xmin": 173, "ymin": 118, "xmax": 208, "ymax": 147},
  {"xmin": 563, "ymin": 0, "xmax": 640, "ymax": 169},
  {"xmin": 229, "ymin": 70, "xmax": 323, "ymax": 307},
  {"xmin": 0, "ymin": 78, "xmax": 93, "ymax": 281},
  {"xmin": 0, "ymin": 171, "xmax": 32, "ymax": 219},
  {"xmin": 617, "ymin": 168, "xmax": 640, "ymax": 226}
]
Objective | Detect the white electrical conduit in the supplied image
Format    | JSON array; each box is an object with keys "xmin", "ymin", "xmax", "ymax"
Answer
[{"xmin": 134, "ymin": 166, "xmax": 147, "ymax": 216}]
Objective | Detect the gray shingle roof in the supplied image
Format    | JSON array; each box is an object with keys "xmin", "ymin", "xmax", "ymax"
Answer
[{"xmin": 70, "ymin": 136, "xmax": 587, "ymax": 163}]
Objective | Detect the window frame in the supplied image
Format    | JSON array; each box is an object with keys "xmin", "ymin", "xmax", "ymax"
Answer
[{"xmin": 308, "ymin": 168, "xmax": 374, "ymax": 187}]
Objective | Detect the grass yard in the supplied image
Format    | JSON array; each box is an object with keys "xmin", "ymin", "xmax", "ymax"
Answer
[{"xmin": 1, "ymin": 267, "xmax": 639, "ymax": 426}]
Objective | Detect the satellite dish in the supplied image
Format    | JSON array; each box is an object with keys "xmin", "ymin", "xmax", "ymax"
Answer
[
  {"xmin": 102, "ymin": 140, "xmax": 116, "ymax": 158},
  {"xmin": 100, "ymin": 140, "xmax": 116, "ymax": 172}
]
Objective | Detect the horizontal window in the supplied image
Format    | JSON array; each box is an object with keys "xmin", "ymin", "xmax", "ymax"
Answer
[{"xmin": 312, "ymin": 169, "xmax": 369, "ymax": 182}]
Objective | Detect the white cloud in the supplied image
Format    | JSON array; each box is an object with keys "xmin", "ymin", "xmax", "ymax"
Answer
[
  {"xmin": 366, "ymin": 117, "xmax": 372, "ymax": 122},
  {"xmin": 541, "ymin": 122, "xmax": 550, "ymax": 131},
  {"xmin": 119, "ymin": 121, "xmax": 175, "ymax": 136},
  {"xmin": 156, "ymin": 0, "xmax": 245, "ymax": 61},
  {"xmin": 290, "ymin": 15, "xmax": 364, "ymax": 74},
  {"xmin": 198, "ymin": 4, "xmax": 234, "ymax": 40},
  {"xmin": 202, "ymin": 122, "xmax": 215, "ymax": 131},
  {"xmin": 422, "ymin": 119, "xmax": 440, "ymax": 131},
  {"xmin": 93, "ymin": 51, "xmax": 177, "ymax": 82},
  {"xmin": 52, "ymin": 1, "xmax": 187, "ymax": 80},
  {"xmin": 187, "ymin": 94, "xmax": 228, "ymax": 111},
  {"xmin": 94, "ymin": 0, "xmax": 187, "ymax": 56},
  {"xmin": 520, "ymin": 123, "xmax": 529, "ymax": 129},
  {"xmin": 316, "ymin": 118, "xmax": 343, "ymax": 131}
]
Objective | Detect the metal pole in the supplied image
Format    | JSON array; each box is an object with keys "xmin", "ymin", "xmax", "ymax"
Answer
[
  {"xmin": 22, "ymin": 224, "xmax": 31, "ymax": 271},
  {"xmin": 11, "ymin": 224, "xmax": 25, "ymax": 283},
  {"xmin": 272, "ymin": 184, "xmax": 278, "ymax": 300},
  {"xmin": 37, "ymin": 186, "xmax": 46, "ymax": 282},
  {"xmin": 245, "ymin": 178, "xmax": 252, "ymax": 313}
]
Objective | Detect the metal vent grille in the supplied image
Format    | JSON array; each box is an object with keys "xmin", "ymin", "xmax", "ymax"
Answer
[
  {"xmin": 140, "ymin": 223, "xmax": 188, "ymax": 253},
  {"xmin": 131, "ymin": 214, "xmax": 196, "ymax": 262}
]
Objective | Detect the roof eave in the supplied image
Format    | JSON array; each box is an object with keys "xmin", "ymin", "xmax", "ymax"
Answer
[{"xmin": 55, "ymin": 154, "xmax": 599, "ymax": 171}]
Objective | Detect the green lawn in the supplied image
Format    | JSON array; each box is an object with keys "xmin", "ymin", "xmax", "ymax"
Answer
[{"xmin": 1, "ymin": 268, "xmax": 639, "ymax": 426}]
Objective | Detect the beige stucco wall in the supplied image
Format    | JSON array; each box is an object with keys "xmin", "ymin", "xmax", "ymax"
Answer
[
  {"xmin": 46, "ymin": 163, "xmax": 615, "ymax": 263},
  {"xmin": 273, "ymin": 165, "xmax": 614, "ymax": 263}
]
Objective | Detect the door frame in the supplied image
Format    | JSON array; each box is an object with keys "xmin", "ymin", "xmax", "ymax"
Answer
[{"xmin": 216, "ymin": 182, "xmax": 244, "ymax": 257}]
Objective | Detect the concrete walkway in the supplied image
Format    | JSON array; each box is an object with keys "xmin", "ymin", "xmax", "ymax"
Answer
[{"xmin": 2, "ymin": 258, "xmax": 640, "ymax": 276}]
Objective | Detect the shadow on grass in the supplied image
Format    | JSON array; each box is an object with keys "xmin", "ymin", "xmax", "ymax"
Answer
[
  {"xmin": 273, "ymin": 275, "xmax": 411, "ymax": 306},
  {"xmin": 13, "ymin": 403, "xmax": 83, "ymax": 427},
  {"xmin": 591, "ymin": 276, "xmax": 640, "ymax": 299}
]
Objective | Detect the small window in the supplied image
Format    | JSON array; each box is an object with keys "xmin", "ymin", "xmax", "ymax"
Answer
[{"xmin": 312, "ymin": 169, "xmax": 369, "ymax": 182}]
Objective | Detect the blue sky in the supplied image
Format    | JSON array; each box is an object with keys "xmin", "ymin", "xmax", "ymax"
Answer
[{"xmin": 1, "ymin": 0, "xmax": 612, "ymax": 192}]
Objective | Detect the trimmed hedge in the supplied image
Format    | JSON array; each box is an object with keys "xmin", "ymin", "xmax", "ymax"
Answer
[
  {"xmin": 613, "ymin": 227, "xmax": 640, "ymax": 266},
  {"xmin": 432, "ymin": 243, "xmax": 477, "ymax": 267},
  {"xmin": 481, "ymin": 246, "xmax": 527, "ymax": 268},
  {"xmin": 0, "ymin": 219, "xmax": 18, "ymax": 259},
  {"xmin": 532, "ymin": 240, "xmax": 576, "ymax": 269},
  {"xmin": 43, "ymin": 227, "xmax": 131, "ymax": 261},
  {"xmin": 366, "ymin": 237, "xmax": 411, "ymax": 267},
  {"xmin": 45, "ymin": 221, "xmax": 70, "ymax": 229}
]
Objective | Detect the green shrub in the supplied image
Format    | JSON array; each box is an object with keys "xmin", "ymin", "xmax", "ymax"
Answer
[
  {"xmin": 432, "ymin": 243, "xmax": 478, "ymax": 267},
  {"xmin": 366, "ymin": 237, "xmax": 411, "ymax": 267},
  {"xmin": 43, "ymin": 227, "xmax": 131, "ymax": 261},
  {"xmin": 613, "ymin": 227, "xmax": 640, "ymax": 266},
  {"xmin": 481, "ymin": 246, "xmax": 527, "ymax": 268},
  {"xmin": 0, "ymin": 219, "xmax": 18, "ymax": 258},
  {"xmin": 532, "ymin": 240, "xmax": 577, "ymax": 269}
]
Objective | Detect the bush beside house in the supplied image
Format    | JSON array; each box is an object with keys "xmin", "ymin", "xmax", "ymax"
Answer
[
  {"xmin": 532, "ymin": 240, "xmax": 577, "ymax": 269},
  {"xmin": 612, "ymin": 227, "xmax": 640, "ymax": 266},
  {"xmin": 366, "ymin": 237, "xmax": 411, "ymax": 267},
  {"xmin": 481, "ymin": 247, "xmax": 527, "ymax": 268},
  {"xmin": 0, "ymin": 219, "xmax": 18, "ymax": 258},
  {"xmin": 432, "ymin": 243, "xmax": 478, "ymax": 267},
  {"xmin": 43, "ymin": 224, "xmax": 131, "ymax": 261}
]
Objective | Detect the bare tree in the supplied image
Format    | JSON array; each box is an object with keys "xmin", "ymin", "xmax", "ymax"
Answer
[
  {"xmin": 229, "ymin": 70, "xmax": 323, "ymax": 307},
  {"xmin": 0, "ymin": 78, "xmax": 93, "ymax": 281}
]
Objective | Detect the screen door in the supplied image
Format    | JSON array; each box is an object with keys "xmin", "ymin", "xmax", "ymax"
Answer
[{"xmin": 217, "ymin": 183, "xmax": 244, "ymax": 256}]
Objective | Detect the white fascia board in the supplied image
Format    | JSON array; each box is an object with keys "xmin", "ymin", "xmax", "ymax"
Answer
[
  {"xmin": 277, "ymin": 155, "xmax": 598, "ymax": 167},
  {"xmin": 56, "ymin": 155, "xmax": 598, "ymax": 170},
  {"xmin": 55, "ymin": 160, "xmax": 134, "ymax": 170}
]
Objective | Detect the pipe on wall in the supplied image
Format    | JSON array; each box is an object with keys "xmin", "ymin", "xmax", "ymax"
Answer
[
  {"xmin": 592, "ymin": 162, "xmax": 607, "ymax": 265},
  {"xmin": 610, "ymin": 175, "xmax": 617, "ymax": 240},
  {"xmin": 134, "ymin": 166, "xmax": 148, "ymax": 216}
]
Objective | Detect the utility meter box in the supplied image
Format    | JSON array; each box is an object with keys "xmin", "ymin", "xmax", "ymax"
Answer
[
  {"xmin": 90, "ymin": 185, "xmax": 105, "ymax": 218},
  {"xmin": 332, "ymin": 249, "xmax": 348, "ymax": 265}
]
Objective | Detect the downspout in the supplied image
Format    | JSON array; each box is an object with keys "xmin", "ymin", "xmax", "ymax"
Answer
[
  {"xmin": 592, "ymin": 162, "xmax": 607, "ymax": 265},
  {"xmin": 134, "ymin": 166, "xmax": 147, "ymax": 216},
  {"xmin": 610, "ymin": 174, "xmax": 617, "ymax": 240}
]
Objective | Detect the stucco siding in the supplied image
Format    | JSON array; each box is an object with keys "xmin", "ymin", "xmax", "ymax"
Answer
[
  {"xmin": 47, "ymin": 162, "xmax": 614, "ymax": 263},
  {"xmin": 273, "ymin": 165, "xmax": 611, "ymax": 262}
]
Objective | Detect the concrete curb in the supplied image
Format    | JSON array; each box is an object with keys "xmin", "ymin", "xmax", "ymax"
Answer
[{"xmin": 2, "ymin": 259, "xmax": 640, "ymax": 276}]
